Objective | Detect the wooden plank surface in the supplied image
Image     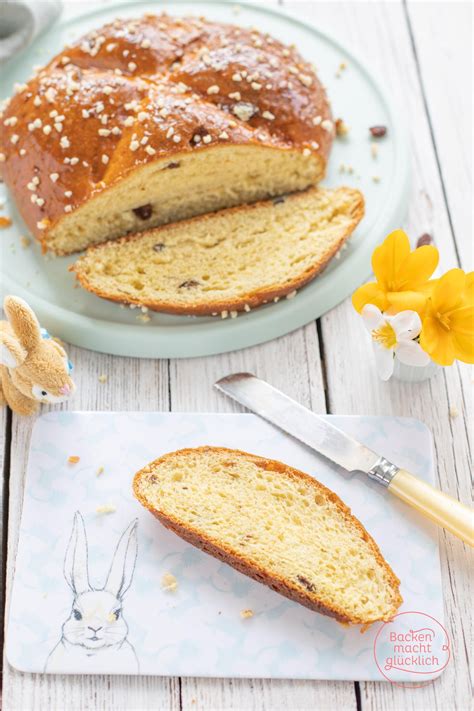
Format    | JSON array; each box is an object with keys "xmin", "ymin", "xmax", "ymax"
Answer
[
  {"xmin": 1, "ymin": 350, "xmax": 176, "ymax": 711},
  {"xmin": 405, "ymin": 0, "xmax": 472, "ymax": 268},
  {"xmin": 1, "ymin": 1, "xmax": 471, "ymax": 710},
  {"xmin": 171, "ymin": 328, "xmax": 357, "ymax": 710},
  {"xmin": 285, "ymin": 2, "xmax": 472, "ymax": 711}
]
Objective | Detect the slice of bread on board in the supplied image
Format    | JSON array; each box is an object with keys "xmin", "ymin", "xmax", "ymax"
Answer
[{"xmin": 134, "ymin": 446, "xmax": 402, "ymax": 626}]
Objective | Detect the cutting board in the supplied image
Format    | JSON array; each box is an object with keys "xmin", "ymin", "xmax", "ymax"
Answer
[
  {"xmin": 6, "ymin": 412, "xmax": 444, "ymax": 681},
  {"xmin": 0, "ymin": 0, "xmax": 410, "ymax": 358}
]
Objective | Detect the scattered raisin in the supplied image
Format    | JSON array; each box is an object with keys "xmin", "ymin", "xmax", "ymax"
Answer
[
  {"xmin": 179, "ymin": 280, "xmax": 200, "ymax": 289},
  {"xmin": 416, "ymin": 233, "xmax": 433, "ymax": 247},
  {"xmin": 165, "ymin": 161, "xmax": 180, "ymax": 169},
  {"xmin": 133, "ymin": 203, "xmax": 153, "ymax": 220},
  {"xmin": 297, "ymin": 575, "xmax": 316, "ymax": 592},
  {"xmin": 272, "ymin": 196, "xmax": 285, "ymax": 205},
  {"xmin": 152, "ymin": 242, "xmax": 165, "ymax": 252},
  {"xmin": 369, "ymin": 125, "xmax": 387, "ymax": 138}
]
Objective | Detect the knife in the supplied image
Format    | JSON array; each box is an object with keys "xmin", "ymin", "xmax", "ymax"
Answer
[{"xmin": 214, "ymin": 373, "xmax": 473, "ymax": 547}]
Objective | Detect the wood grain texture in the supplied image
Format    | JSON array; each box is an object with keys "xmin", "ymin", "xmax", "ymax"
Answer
[
  {"xmin": 1, "ymin": 347, "xmax": 173, "ymax": 711},
  {"xmin": 1, "ymin": 1, "xmax": 472, "ymax": 710},
  {"xmin": 170, "ymin": 327, "xmax": 358, "ymax": 710},
  {"xmin": 285, "ymin": 2, "xmax": 472, "ymax": 710},
  {"xmin": 405, "ymin": 0, "xmax": 472, "ymax": 268}
]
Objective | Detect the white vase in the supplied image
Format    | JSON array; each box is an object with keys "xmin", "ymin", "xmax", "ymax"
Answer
[{"xmin": 392, "ymin": 359, "xmax": 441, "ymax": 382}]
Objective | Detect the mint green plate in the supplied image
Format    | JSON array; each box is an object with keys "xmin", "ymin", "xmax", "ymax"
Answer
[{"xmin": 0, "ymin": 1, "xmax": 410, "ymax": 358}]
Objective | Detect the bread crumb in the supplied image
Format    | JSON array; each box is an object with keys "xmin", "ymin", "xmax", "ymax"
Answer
[
  {"xmin": 0, "ymin": 216, "xmax": 12, "ymax": 229},
  {"xmin": 136, "ymin": 314, "xmax": 151, "ymax": 323},
  {"xmin": 161, "ymin": 572, "xmax": 178, "ymax": 592},
  {"xmin": 98, "ymin": 374, "xmax": 107, "ymax": 383},
  {"xmin": 449, "ymin": 406, "xmax": 459, "ymax": 419},
  {"xmin": 96, "ymin": 504, "xmax": 116, "ymax": 514},
  {"xmin": 240, "ymin": 609, "xmax": 254, "ymax": 619},
  {"xmin": 372, "ymin": 176, "xmax": 381, "ymax": 183},
  {"xmin": 335, "ymin": 118, "xmax": 349, "ymax": 137},
  {"xmin": 96, "ymin": 466, "xmax": 104, "ymax": 476},
  {"xmin": 20, "ymin": 236, "xmax": 31, "ymax": 248},
  {"xmin": 68, "ymin": 455, "xmax": 80, "ymax": 464}
]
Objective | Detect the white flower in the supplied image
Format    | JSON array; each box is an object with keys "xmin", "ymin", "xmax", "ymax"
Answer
[{"xmin": 362, "ymin": 305, "xmax": 430, "ymax": 380}]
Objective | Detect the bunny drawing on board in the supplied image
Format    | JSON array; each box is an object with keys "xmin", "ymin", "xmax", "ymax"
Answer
[{"xmin": 45, "ymin": 512, "xmax": 140, "ymax": 674}]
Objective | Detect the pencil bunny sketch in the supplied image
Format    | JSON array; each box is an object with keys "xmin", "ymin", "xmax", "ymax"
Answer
[{"xmin": 45, "ymin": 512, "xmax": 139, "ymax": 673}]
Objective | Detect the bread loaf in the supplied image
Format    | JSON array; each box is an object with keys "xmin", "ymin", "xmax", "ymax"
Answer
[
  {"xmin": 133, "ymin": 447, "xmax": 402, "ymax": 625},
  {"xmin": 71, "ymin": 187, "xmax": 364, "ymax": 315},
  {"xmin": 0, "ymin": 14, "xmax": 333, "ymax": 255}
]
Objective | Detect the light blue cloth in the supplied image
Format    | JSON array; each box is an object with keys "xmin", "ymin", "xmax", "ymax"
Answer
[{"xmin": 0, "ymin": 0, "xmax": 62, "ymax": 63}]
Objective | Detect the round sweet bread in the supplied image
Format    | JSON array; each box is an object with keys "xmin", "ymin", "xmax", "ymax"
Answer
[{"xmin": 0, "ymin": 13, "xmax": 334, "ymax": 254}]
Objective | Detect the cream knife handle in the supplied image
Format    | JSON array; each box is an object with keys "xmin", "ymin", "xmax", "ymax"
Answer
[{"xmin": 388, "ymin": 469, "xmax": 474, "ymax": 546}]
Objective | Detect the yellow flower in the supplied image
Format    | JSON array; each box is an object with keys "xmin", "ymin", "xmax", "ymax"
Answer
[
  {"xmin": 420, "ymin": 269, "xmax": 474, "ymax": 365},
  {"xmin": 352, "ymin": 229, "xmax": 439, "ymax": 315}
]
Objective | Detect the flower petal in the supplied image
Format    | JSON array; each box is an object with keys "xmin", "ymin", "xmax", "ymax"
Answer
[
  {"xmin": 395, "ymin": 340, "xmax": 431, "ymax": 366},
  {"xmin": 420, "ymin": 316, "xmax": 456, "ymax": 366},
  {"xmin": 386, "ymin": 290, "xmax": 428, "ymax": 315},
  {"xmin": 390, "ymin": 310, "xmax": 422, "ymax": 340},
  {"xmin": 449, "ymin": 306, "xmax": 474, "ymax": 335},
  {"xmin": 431, "ymin": 269, "xmax": 466, "ymax": 313},
  {"xmin": 352, "ymin": 282, "xmax": 388, "ymax": 313},
  {"xmin": 361, "ymin": 304, "xmax": 385, "ymax": 332},
  {"xmin": 399, "ymin": 245, "xmax": 439, "ymax": 288},
  {"xmin": 451, "ymin": 332, "xmax": 474, "ymax": 364},
  {"xmin": 373, "ymin": 342, "xmax": 394, "ymax": 380},
  {"xmin": 372, "ymin": 230, "xmax": 410, "ymax": 288},
  {"xmin": 465, "ymin": 272, "xmax": 474, "ymax": 302}
]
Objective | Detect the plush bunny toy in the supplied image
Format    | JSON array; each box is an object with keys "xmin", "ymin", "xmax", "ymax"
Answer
[{"xmin": 0, "ymin": 295, "xmax": 75, "ymax": 415}]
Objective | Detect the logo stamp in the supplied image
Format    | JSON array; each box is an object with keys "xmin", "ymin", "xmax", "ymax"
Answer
[{"xmin": 373, "ymin": 611, "xmax": 450, "ymax": 686}]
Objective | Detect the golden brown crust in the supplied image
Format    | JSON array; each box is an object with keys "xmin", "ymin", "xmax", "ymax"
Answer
[
  {"xmin": 71, "ymin": 187, "xmax": 365, "ymax": 315},
  {"xmin": 0, "ymin": 13, "xmax": 333, "ymax": 250},
  {"xmin": 133, "ymin": 446, "xmax": 402, "ymax": 626}
]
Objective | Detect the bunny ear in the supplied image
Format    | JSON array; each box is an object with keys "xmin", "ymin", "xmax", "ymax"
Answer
[
  {"xmin": 64, "ymin": 512, "xmax": 91, "ymax": 595},
  {"xmin": 0, "ymin": 332, "xmax": 26, "ymax": 368},
  {"xmin": 3, "ymin": 296, "xmax": 42, "ymax": 351},
  {"xmin": 104, "ymin": 520, "xmax": 138, "ymax": 599}
]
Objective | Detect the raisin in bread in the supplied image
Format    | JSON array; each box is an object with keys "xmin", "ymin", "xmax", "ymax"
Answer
[
  {"xmin": 71, "ymin": 186, "xmax": 364, "ymax": 315},
  {"xmin": 0, "ymin": 14, "xmax": 334, "ymax": 255},
  {"xmin": 133, "ymin": 447, "xmax": 402, "ymax": 625}
]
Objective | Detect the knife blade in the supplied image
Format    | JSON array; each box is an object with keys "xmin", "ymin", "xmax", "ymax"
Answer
[
  {"xmin": 214, "ymin": 372, "xmax": 474, "ymax": 546},
  {"xmin": 214, "ymin": 372, "xmax": 381, "ymax": 475}
]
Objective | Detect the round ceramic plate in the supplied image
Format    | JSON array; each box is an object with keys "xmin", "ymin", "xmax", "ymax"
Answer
[{"xmin": 0, "ymin": 1, "xmax": 410, "ymax": 358}]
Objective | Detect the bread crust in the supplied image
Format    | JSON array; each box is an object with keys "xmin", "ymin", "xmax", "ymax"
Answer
[
  {"xmin": 133, "ymin": 446, "xmax": 402, "ymax": 626},
  {"xmin": 0, "ymin": 13, "xmax": 333, "ymax": 251},
  {"xmin": 71, "ymin": 187, "xmax": 365, "ymax": 315}
]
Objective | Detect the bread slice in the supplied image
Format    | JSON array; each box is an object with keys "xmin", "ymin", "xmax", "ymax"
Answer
[
  {"xmin": 72, "ymin": 187, "xmax": 364, "ymax": 315},
  {"xmin": 133, "ymin": 447, "xmax": 402, "ymax": 625}
]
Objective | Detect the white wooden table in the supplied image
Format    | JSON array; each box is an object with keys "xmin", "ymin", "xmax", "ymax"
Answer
[{"xmin": 1, "ymin": 1, "xmax": 472, "ymax": 709}]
